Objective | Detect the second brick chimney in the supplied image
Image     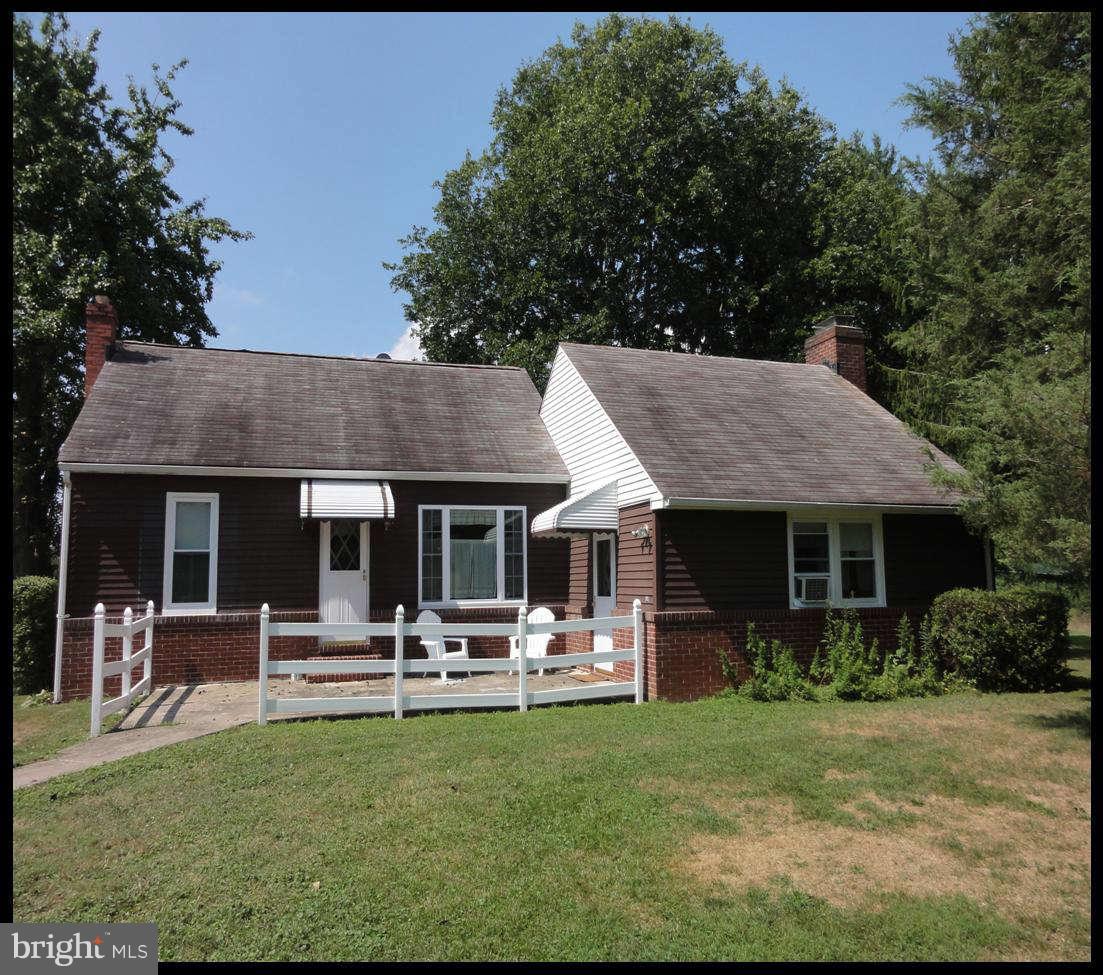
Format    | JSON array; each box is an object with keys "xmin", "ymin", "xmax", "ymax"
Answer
[
  {"xmin": 84, "ymin": 295, "xmax": 118, "ymax": 398},
  {"xmin": 804, "ymin": 316, "xmax": 866, "ymax": 392}
]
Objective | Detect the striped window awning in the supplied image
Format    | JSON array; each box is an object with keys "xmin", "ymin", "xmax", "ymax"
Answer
[
  {"xmin": 299, "ymin": 479, "xmax": 394, "ymax": 519},
  {"xmin": 531, "ymin": 480, "xmax": 618, "ymax": 535}
]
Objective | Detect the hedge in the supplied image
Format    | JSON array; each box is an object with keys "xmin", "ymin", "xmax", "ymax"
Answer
[
  {"xmin": 923, "ymin": 586, "xmax": 1070, "ymax": 692},
  {"xmin": 12, "ymin": 575, "xmax": 59, "ymax": 694}
]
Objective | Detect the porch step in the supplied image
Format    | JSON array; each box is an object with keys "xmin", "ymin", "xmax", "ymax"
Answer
[
  {"xmin": 316, "ymin": 641, "xmax": 371, "ymax": 655},
  {"xmin": 303, "ymin": 652, "xmax": 385, "ymax": 683}
]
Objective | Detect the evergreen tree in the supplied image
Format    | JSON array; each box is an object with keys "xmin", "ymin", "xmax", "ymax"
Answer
[{"xmin": 889, "ymin": 12, "xmax": 1090, "ymax": 583}]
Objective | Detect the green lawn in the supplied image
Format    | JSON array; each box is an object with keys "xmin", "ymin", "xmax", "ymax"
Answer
[
  {"xmin": 12, "ymin": 641, "xmax": 1090, "ymax": 963},
  {"xmin": 13, "ymin": 695, "xmax": 92, "ymax": 767},
  {"xmin": 1068, "ymin": 635, "xmax": 1090, "ymax": 683},
  {"xmin": 12, "ymin": 694, "xmax": 126, "ymax": 767}
]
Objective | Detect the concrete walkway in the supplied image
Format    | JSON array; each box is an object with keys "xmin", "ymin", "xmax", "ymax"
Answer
[
  {"xmin": 13, "ymin": 669, "xmax": 597, "ymax": 789},
  {"xmin": 13, "ymin": 682, "xmax": 256, "ymax": 789}
]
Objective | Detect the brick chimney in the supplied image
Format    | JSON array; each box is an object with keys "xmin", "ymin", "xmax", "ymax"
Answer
[
  {"xmin": 84, "ymin": 295, "xmax": 118, "ymax": 397},
  {"xmin": 804, "ymin": 316, "xmax": 866, "ymax": 392}
]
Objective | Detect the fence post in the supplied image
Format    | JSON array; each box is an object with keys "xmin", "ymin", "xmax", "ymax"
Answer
[
  {"xmin": 258, "ymin": 603, "xmax": 269, "ymax": 726},
  {"xmin": 394, "ymin": 604, "xmax": 405, "ymax": 719},
  {"xmin": 144, "ymin": 600, "xmax": 154, "ymax": 688},
  {"xmin": 633, "ymin": 598, "xmax": 644, "ymax": 704},
  {"xmin": 90, "ymin": 603, "xmax": 105, "ymax": 737},
  {"xmin": 121, "ymin": 606, "xmax": 133, "ymax": 701},
  {"xmin": 517, "ymin": 605, "xmax": 528, "ymax": 713}
]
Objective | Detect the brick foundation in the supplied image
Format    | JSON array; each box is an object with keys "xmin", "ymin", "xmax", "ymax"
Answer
[
  {"xmin": 59, "ymin": 602, "xmax": 918, "ymax": 704},
  {"xmin": 59, "ymin": 604, "xmax": 569, "ymax": 701},
  {"xmin": 59, "ymin": 610, "xmax": 322, "ymax": 701},
  {"xmin": 643, "ymin": 606, "xmax": 914, "ymax": 701}
]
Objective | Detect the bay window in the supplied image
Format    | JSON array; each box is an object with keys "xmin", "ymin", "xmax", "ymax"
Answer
[
  {"xmin": 788, "ymin": 513, "xmax": 884, "ymax": 608},
  {"xmin": 163, "ymin": 492, "xmax": 219, "ymax": 614},
  {"xmin": 419, "ymin": 505, "xmax": 527, "ymax": 606}
]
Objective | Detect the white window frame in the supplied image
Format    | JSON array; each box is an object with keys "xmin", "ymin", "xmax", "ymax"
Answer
[
  {"xmin": 163, "ymin": 492, "xmax": 220, "ymax": 615},
  {"xmin": 786, "ymin": 511, "xmax": 886, "ymax": 609},
  {"xmin": 417, "ymin": 504, "xmax": 528, "ymax": 608},
  {"xmin": 592, "ymin": 532, "xmax": 617, "ymax": 604}
]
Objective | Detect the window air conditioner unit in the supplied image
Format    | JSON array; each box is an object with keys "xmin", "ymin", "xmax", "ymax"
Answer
[{"xmin": 796, "ymin": 574, "xmax": 831, "ymax": 603}]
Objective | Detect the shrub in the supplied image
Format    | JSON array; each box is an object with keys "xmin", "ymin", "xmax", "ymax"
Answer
[
  {"xmin": 717, "ymin": 641, "xmax": 741, "ymax": 689},
  {"xmin": 13, "ymin": 575, "xmax": 58, "ymax": 694},
  {"xmin": 922, "ymin": 586, "xmax": 1070, "ymax": 692},
  {"xmin": 813, "ymin": 608, "xmax": 877, "ymax": 700},
  {"xmin": 814, "ymin": 609, "xmax": 942, "ymax": 701},
  {"xmin": 737, "ymin": 623, "xmax": 815, "ymax": 702}
]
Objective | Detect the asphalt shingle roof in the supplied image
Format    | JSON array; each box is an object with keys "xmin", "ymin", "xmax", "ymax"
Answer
[
  {"xmin": 60, "ymin": 342, "xmax": 569, "ymax": 479},
  {"xmin": 560, "ymin": 342, "xmax": 963, "ymax": 507}
]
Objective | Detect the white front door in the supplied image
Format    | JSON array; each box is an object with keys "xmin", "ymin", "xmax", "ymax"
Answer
[
  {"xmin": 592, "ymin": 532, "xmax": 617, "ymax": 671},
  {"xmin": 319, "ymin": 520, "xmax": 368, "ymax": 625}
]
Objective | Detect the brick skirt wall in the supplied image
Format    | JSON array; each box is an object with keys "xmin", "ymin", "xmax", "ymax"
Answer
[
  {"xmin": 60, "ymin": 602, "xmax": 916, "ymax": 704},
  {"xmin": 643, "ymin": 606, "xmax": 915, "ymax": 701},
  {"xmin": 59, "ymin": 604, "xmax": 569, "ymax": 701},
  {"xmin": 558, "ymin": 603, "xmax": 638, "ymax": 683},
  {"xmin": 59, "ymin": 610, "xmax": 320, "ymax": 701}
]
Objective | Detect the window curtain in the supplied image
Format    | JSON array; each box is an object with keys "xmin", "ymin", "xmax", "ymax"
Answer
[{"xmin": 450, "ymin": 539, "xmax": 497, "ymax": 599}]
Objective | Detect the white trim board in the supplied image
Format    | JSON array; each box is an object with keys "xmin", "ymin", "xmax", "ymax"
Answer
[
  {"xmin": 59, "ymin": 462, "xmax": 570, "ymax": 484},
  {"xmin": 652, "ymin": 497, "xmax": 958, "ymax": 514},
  {"xmin": 417, "ymin": 504, "xmax": 529, "ymax": 610},
  {"xmin": 785, "ymin": 511, "xmax": 887, "ymax": 610},
  {"xmin": 162, "ymin": 491, "xmax": 220, "ymax": 615}
]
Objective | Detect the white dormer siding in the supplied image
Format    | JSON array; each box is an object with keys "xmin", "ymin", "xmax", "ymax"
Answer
[{"xmin": 540, "ymin": 347, "xmax": 660, "ymax": 509}]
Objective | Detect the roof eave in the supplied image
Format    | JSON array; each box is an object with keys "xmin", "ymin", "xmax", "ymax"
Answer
[
  {"xmin": 651, "ymin": 496, "xmax": 961, "ymax": 514},
  {"xmin": 58, "ymin": 461, "xmax": 571, "ymax": 484}
]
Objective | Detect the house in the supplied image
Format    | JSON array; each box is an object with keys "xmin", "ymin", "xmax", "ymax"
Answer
[
  {"xmin": 53, "ymin": 299, "xmax": 989, "ymax": 702},
  {"xmin": 535, "ymin": 325, "xmax": 990, "ymax": 699},
  {"xmin": 53, "ymin": 296, "xmax": 572, "ymax": 699}
]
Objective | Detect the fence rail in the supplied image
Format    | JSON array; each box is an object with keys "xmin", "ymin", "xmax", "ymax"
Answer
[
  {"xmin": 258, "ymin": 600, "xmax": 644, "ymax": 723},
  {"xmin": 90, "ymin": 601, "xmax": 155, "ymax": 737}
]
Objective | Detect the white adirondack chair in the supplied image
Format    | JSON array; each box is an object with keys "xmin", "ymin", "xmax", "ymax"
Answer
[
  {"xmin": 508, "ymin": 606, "xmax": 556, "ymax": 676},
  {"xmin": 416, "ymin": 609, "xmax": 470, "ymax": 683}
]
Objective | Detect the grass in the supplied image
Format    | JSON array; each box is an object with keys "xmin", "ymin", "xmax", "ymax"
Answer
[
  {"xmin": 12, "ymin": 641, "xmax": 1091, "ymax": 962},
  {"xmin": 11, "ymin": 695, "xmax": 119, "ymax": 767}
]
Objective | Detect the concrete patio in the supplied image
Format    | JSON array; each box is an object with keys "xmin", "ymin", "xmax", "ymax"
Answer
[{"xmin": 14, "ymin": 667, "xmax": 614, "ymax": 789}]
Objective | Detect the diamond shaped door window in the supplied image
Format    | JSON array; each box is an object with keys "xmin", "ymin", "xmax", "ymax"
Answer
[{"xmin": 330, "ymin": 521, "xmax": 361, "ymax": 571}]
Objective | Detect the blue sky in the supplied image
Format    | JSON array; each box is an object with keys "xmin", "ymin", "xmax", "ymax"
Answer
[{"xmin": 32, "ymin": 11, "xmax": 973, "ymax": 359}]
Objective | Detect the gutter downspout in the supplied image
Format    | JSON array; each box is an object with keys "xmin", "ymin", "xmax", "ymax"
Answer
[{"xmin": 52, "ymin": 470, "xmax": 72, "ymax": 703}]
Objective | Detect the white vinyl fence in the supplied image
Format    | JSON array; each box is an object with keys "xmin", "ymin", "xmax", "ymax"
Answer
[
  {"xmin": 258, "ymin": 600, "xmax": 644, "ymax": 723},
  {"xmin": 90, "ymin": 601, "xmax": 155, "ymax": 737}
]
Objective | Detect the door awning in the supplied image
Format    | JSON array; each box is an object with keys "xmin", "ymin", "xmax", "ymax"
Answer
[
  {"xmin": 300, "ymin": 479, "xmax": 394, "ymax": 519},
  {"xmin": 531, "ymin": 480, "xmax": 618, "ymax": 535}
]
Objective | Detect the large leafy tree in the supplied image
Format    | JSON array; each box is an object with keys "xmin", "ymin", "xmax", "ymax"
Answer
[
  {"xmin": 886, "ymin": 12, "xmax": 1091, "ymax": 583},
  {"xmin": 388, "ymin": 14, "xmax": 912, "ymax": 386},
  {"xmin": 12, "ymin": 13, "xmax": 250, "ymax": 575}
]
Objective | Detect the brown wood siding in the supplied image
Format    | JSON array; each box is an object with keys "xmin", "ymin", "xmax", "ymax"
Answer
[
  {"xmin": 659, "ymin": 509, "xmax": 789, "ymax": 610},
  {"xmin": 67, "ymin": 474, "xmax": 569, "ymax": 617},
  {"xmin": 657, "ymin": 509, "xmax": 986, "ymax": 613},
  {"xmin": 66, "ymin": 474, "xmax": 318, "ymax": 615},
  {"xmin": 369, "ymin": 481, "xmax": 569, "ymax": 612},
  {"xmin": 883, "ymin": 513, "xmax": 987, "ymax": 608},
  {"xmin": 616, "ymin": 503, "xmax": 657, "ymax": 609},
  {"xmin": 567, "ymin": 534, "xmax": 591, "ymax": 610}
]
